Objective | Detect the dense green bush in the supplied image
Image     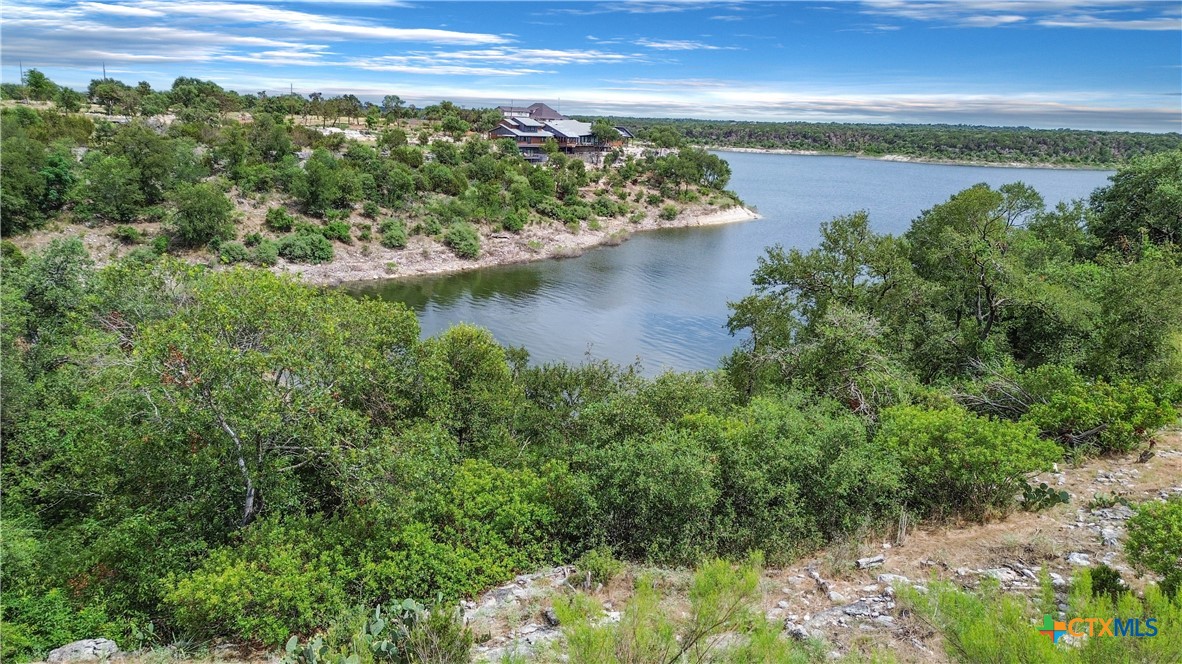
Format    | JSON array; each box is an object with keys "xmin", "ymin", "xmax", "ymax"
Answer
[
  {"xmin": 1125, "ymin": 498, "xmax": 1182, "ymax": 597},
  {"xmin": 322, "ymin": 220, "xmax": 352, "ymax": 244},
  {"xmin": 265, "ymin": 206, "xmax": 295, "ymax": 232},
  {"xmin": 659, "ymin": 204, "xmax": 679, "ymax": 220},
  {"xmin": 379, "ymin": 218, "xmax": 408, "ymax": 249},
  {"xmin": 171, "ymin": 182, "xmax": 236, "ymax": 247},
  {"xmin": 218, "ymin": 241, "xmax": 249, "ymax": 264},
  {"xmin": 875, "ymin": 405, "xmax": 1061, "ymax": 518},
  {"xmin": 278, "ymin": 232, "xmax": 334, "ymax": 264},
  {"xmin": 251, "ymin": 238, "xmax": 279, "ymax": 266},
  {"xmin": 443, "ymin": 222, "xmax": 480, "ymax": 259},
  {"xmin": 1019, "ymin": 365, "xmax": 1176, "ymax": 454}
]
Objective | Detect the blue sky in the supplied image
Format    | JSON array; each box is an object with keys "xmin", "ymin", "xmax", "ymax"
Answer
[{"xmin": 2, "ymin": 0, "xmax": 1179, "ymax": 131}]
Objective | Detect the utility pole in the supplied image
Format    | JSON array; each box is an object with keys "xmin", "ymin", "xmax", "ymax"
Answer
[
  {"xmin": 102, "ymin": 62, "xmax": 107, "ymax": 80},
  {"xmin": 19, "ymin": 60, "xmax": 27, "ymax": 102}
]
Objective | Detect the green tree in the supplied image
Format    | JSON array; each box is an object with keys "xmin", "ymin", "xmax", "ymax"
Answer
[
  {"xmin": 77, "ymin": 154, "xmax": 144, "ymax": 223},
  {"xmin": 23, "ymin": 69, "xmax": 58, "ymax": 101},
  {"xmin": 1090, "ymin": 150, "xmax": 1182, "ymax": 249},
  {"xmin": 54, "ymin": 87, "xmax": 86, "ymax": 113},
  {"xmin": 171, "ymin": 182, "xmax": 235, "ymax": 246}
]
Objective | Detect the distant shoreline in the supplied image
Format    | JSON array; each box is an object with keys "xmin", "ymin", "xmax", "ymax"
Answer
[{"xmin": 707, "ymin": 146, "xmax": 1116, "ymax": 171}]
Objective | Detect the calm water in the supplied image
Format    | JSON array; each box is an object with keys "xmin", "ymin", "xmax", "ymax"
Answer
[{"xmin": 349, "ymin": 153, "xmax": 1114, "ymax": 372}]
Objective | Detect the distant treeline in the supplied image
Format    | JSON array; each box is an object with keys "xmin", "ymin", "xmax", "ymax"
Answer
[{"xmin": 588, "ymin": 116, "xmax": 1182, "ymax": 166}]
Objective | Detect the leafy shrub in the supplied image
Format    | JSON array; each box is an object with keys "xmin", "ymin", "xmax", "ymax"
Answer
[
  {"xmin": 151, "ymin": 235, "xmax": 169, "ymax": 254},
  {"xmin": 1019, "ymin": 366, "xmax": 1176, "ymax": 454},
  {"xmin": 0, "ymin": 588, "xmax": 142, "ymax": 662},
  {"xmin": 592, "ymin": 195, "xmax": 625, "ymax": 218},
  {"xmin": 172, "ymin": 182, "xmax": 236, "ymax": 247},
  {"xmin": 265, "ymin": 206, "xmax": 295, "ymax": 232},
  {"xmin": 574, "ymin": 546, "xmax": 625, "ymax": 587},
  {"xmin": 251, "ymin": 239, "xmax": 279, "ymax": 266},
  {"xmin": 164, "ymin": 516, "xmax": 351, "ymax": 644},
  {"xmin": 111, "ymin": 225, "xmax": 144, "ymax": 244},
  {"xmin": 284, "ymin": 601, "xmax": 471, "ymax": 664},
  {"xmin": 278, "ymin": 232, "xmax": 334, "ymax": 264},
  {"xmin": 243, "ymin": 232, "xmax": 262, "ymax": 247},
  {"xmin": 875, "ymin": 405, "xmax": 1061, "ymax": 519},
  {"xmin": 897, "ymin": 572, "xmax": 1182, "ymax": 663},
  {"xmin": 236, "ymin": 163, "xmax": 276, "ymax": 193},
  {"xmin": 218, "ymin": 241, "xmax": 249, "ymax": 264},
  {"xmin": 443, "ymin": 223, "xmax": 480, "ymax": 259},
  {"xmin": 322, "ymin": 220, "xmax": 352, "ymax": 244},
  {"xmin": 659, "ymin": 204, "xmax": 678, "ymax": 221},
  {"xmin": 555, "ymin": 556, "xmax": 814, "ymax": 663},
  {"xmin": 1090, "ymin": 563, "xmax": 1126, "ymax": 601},
  {"xmin": 502, "ymin": 210, "xmax": 525, "ymax": 232},
  {"xmin": 379, "ymin": 218, "xmax": 407, "ymax": 249},
  {"xmin": 362, "ymin": 200, "xmax": 381, "ymax": 219},
  {"xmin": 1125, "ymin": 498, "xmax": 1182, "ymax": 597},
  {"xmin": 1021, "ymin": 481, "xmax": 1070, "ymax": 512}
]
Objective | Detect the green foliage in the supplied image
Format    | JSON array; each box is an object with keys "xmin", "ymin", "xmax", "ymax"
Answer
[
  {"xmin": 77, "ymin": 154, "xmax": 144, "ymax": 223},
  {"xmin": 875, "ymin": 405, "xmax": 1060, "ymax": 519},
  {"xmin": 1020, "ymin": 481, "xmax": 1070, "ymax": 512},
  {"xmin": 575, "ymin": 546, "xmax": 625, "ymax": 586},
  {"xmin": 1090, "ymin": 149, "xmax": 1182, "ymax": 248},
  {"xmin": 1019, "ymin": 365, "xmax": 1176, "ymax": 454},
  {"xmin": 292, "ymin": 149, "xmax": 359, "ymax": 217},
  {"xmin": 279, "ymin": 231, "xmax": 334, "ymax": 264},
  {"xmin": 556, "ymin": 556, "xmax": 816, "ymax": 664},
  {"xmin": 111, "ymin": 225, "xmax": 145, "ymax": 245},
  {"xmin": 625, "ymin": 117, "xmax": 1181, "ymax": 166},
  {"xmin": 323, "ymin": 220, "xmax": 353, "ymax": 244},
  {"xmin": 1125, "ymin": 498, "xmax": 1182, "ymax": 597},
  {"xmin": 658, "ymin": 204, "xmax": 678, "ymax": 221},
  {"xmin": 252, "ymin": 238, "xmax": 279, "ymax": 266},
  {"xmin": 171, "ymin": 182, "xmax": 236, "ymax": 246},
  {"xmin": 285, "ymin": 601, "xmax": 470, "ymax": 664},
  {"xmin": 266, "ymin": 206, "xmax": 296, "ymax": 232},
  {"xmin": 897, "ymin": 571, "xmax": 1182, "ymax": 663},
  {"xmin": 1090, "ymin": 563, "xmax": 1126, "ymax": 601},
  {"xmin": 218, "ymin": 241, "xmax": 249, "ymax": 264},
  {"xmin": 379, "ymin": 218, "xmax": 408, "ymax": 249},
  {"xmin": 443, "ymin": 222, "xmax": 481, "ymax": 259}
]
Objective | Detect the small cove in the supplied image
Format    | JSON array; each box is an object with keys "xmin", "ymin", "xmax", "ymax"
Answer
[{"xmin": 348, "ymin": 153, "xmax": 1115, "ymax": 373}]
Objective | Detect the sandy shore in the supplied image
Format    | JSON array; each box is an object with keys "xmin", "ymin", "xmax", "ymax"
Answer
[
  {"xmin": 284, "ymin": 204, "xmax": 760, "ymax": 286},
  {"xmin": 709, "ymin": 146, "xmax": 1114, "ymax": 170}
]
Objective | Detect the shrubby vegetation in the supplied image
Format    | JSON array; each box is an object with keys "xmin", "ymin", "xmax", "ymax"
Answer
[
  {"xmin": 1, "ymin": 72, "xmax": 1180, "ymax": 661},
  {"xmin": 607, "ymin": 116, "xmax": 1182, "ymax": 166},
  {"xmin": 1, "ymin": 71, "xmax": 742, "ymax": 267},
  {"xmin": 898, "ymin": 569, "xmax": 1182, "ymax": 662}
]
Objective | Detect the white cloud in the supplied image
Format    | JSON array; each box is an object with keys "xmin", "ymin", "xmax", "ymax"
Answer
[
  {"xmin": 133, "ymin": 1, "xmax": 507, "ymax": 44},
  {"xmin": 75, "ymin": 2, "xmax": 164, "ymax": 17},
  {"xmin": 635, "ymin": 38, "xmax": 739, "ymax": 50},
  {"xmin": 858, "ymin": 0, "xmax": 1181, "ymax": 30},
  {"xmin": 1038, "ymin": 14, "xmax": 1181, "ymax": 30}
]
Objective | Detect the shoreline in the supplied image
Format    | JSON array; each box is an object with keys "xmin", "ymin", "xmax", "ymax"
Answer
[
  {"xmin": 707, "ymin": 146, "xmax": 1116, "ymax": 171},
  {"xmin": 284, "ymin": 204, "xmax": 761, "ymax": 287}
]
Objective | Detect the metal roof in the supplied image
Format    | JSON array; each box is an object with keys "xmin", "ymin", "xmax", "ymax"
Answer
[{"xmin": 543, "ymin": 120, "xmax": 592, "ymax": 138}]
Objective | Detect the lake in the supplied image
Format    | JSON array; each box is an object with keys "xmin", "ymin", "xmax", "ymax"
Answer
[{"xmin": 348, "ymin": 152, "xmax": 1115, "ymax": 373}]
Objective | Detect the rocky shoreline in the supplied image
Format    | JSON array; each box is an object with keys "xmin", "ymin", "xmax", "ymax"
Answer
[{"xmin": 282, "ymin": 204, "xmax": 761, "ymax": 287}]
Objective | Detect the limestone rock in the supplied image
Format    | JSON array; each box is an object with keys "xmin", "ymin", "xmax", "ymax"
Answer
[
  {"xmin": 47, "ymin": 639, "xmax": 118, "ymax": 663},
  {"xmin": 856, "ymin": 555, "xmax": 885, "ymax": 569}
]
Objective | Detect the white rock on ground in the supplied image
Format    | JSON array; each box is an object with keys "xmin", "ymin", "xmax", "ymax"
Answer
[{"xmin": 47, "ymin": 639, "xmax": 118, "ymax": 663}]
